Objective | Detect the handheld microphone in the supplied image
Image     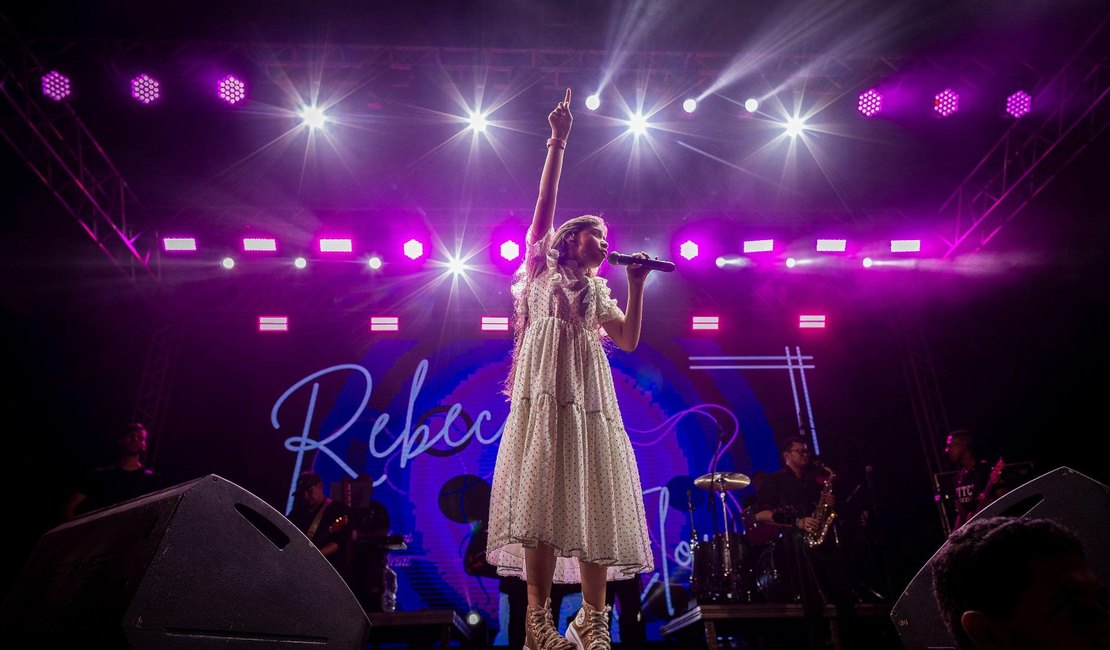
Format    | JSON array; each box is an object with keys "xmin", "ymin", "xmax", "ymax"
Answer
[{"xmin": 606, "ymin": 251, "xmax": 676, "ymax": 272}]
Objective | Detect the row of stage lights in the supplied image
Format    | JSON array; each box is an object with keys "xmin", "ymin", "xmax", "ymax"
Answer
[
  {"xmin": 40, "ymin": 69, "xmax": 1036, "ymax": 128},
  {"xmin": 254, "ymin": 312, "xmax": 824, "ymax": 333},
  {"xmin": 162, "ymin": 235, "xmax": 924, "ymax": 272}
]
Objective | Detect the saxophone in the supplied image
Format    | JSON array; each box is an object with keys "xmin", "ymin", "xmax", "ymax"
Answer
[{"xmin": 806, "ymin": 464, "xmax": 837, "ymax": 548}]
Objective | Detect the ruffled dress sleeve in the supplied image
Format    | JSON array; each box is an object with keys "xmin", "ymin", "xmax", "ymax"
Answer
[{"xmin": 592, "ymin": 276, "xmax": 624, "ymax": 325}]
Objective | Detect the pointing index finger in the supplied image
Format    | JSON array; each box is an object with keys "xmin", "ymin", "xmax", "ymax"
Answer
[{"xmin": 564, "ymin": 88, "xmax": 572, "ymax": 105}]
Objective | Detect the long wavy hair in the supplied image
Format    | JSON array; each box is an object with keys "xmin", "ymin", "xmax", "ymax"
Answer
[{"xmin": 502, "ymin": 215, "xmax": 606, "ymax": 397}]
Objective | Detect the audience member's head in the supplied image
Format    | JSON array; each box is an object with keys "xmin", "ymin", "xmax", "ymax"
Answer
[{"xmin": 933, "ymin": 516, "xmax": 1110, "ymax": 649}]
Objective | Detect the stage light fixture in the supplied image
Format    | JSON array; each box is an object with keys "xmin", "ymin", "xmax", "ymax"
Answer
[
  {"xmin": 467, "ymin": 111, "xmax": 488, "ymax": 133},
  {"xmin": 294, "ymin": 257, "xmax": 307, "ymax": 269},
  {"xmin": 585, "ymin": 94, "xmax": 601, "ymax": 111},
  {"xmin": 682, "ymin": 98, "xmax": 697, "ymax": 113},
  {"xmin": 890, "ymin": 239, "xmax": 921, "ymax": 253},
  {"xmin": 862, "ymin": 257, "xmax": 874, "ymax": 268},
  {"xmin": 447, "ymin": 256, "xmax": 468, "ymax": 275},
  {"xmin": 243, "ymin": 238, "xmax": 277, "ymax": 252},
  {"xmin": 816, "ymin": 239, "xmax": 847, "ymax": 253},
  {"xmin": 217, "ymin": 75, "xmax": 246, "ymax": 105},
  {"xmin": 221, "ymin": 257, "xmax": 235, "ymax": 269},
  {"xmin": 258, "ymin": 316, "xmax": 289, "ymax": 332},
  {"xmin": 300, "ymin": 105, "xmax": 327, "ymax": 129},
  {"xmin": 499, "ymin": 240, "xmax": 520, "ymax": 261},
  {"xmin": 403, "ymin": 239, "xmax": 425, "ymax": 260},
  {"xmin": 131, "ymin": 74, "xmax": 160, "ymax": 104},
  {"xmin": 162, "ymin": 237, "xmax": 197, "ymax": 252},
  {"xmin": 370, "ymin": 316, "xmax": 399, "ymax": 332},
  {"xmin": 367, "ymin": 256, "xmax": 383, "ymax": 270},
  {"xmin": 785, "ymin": 257, "xmax": 797, "ymax": 268},
  {"xmin": 1005, "ymin": 91, "xmax": 1032, "ymax": 118},
  {"xmin": 799, "ymin": 315, "xmax": 826, "ymax": 329},
  {"xmin": 784, "ymin": 117, "xmax": 806, "ymax": 137},
  {"xmin": 465, "ymin": 611, "xmax": 482, "ymax": 627},
  {"xmin": 679, "ymin": 240, "xmax": 699, "ymax": 261},
  {"xmin": 743, "ymin": 239, "xmax": 774, "ymax": 254},
  {"xmin": 857, "ymin": 89, "xmax": 882, "ymax": 117},
  {"xmin": 744, "ymin": 98, "xmax": 759, "ymax": 113},
  {"xmin": 934, "ymin": 89, "xmax": 959, "ymax": 117},
  {"xmin": 627, "ymin": 113, "xmax": 648, "ymax": 136},
  {"xmin": 41, "ymin": 71, "xmax": 71, "ymax": 101},
  {"xmin": 692, "ymin": 316, "xmax": 720, "ymax": 331},
  {"xmin": 319, "ymin": 238, "xmax": 353, "ymax": 253},
  {"xmin": 481, "ymin": 317, "xmax": 509, "ymax": 332}
]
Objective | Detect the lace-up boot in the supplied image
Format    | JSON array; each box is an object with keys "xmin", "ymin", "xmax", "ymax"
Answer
[
  {"xmin": 565, "ymin": 599, "xmax": 611, "ymax": 650},
  {"xmin": 524, "ymin": 598, "xmax": 575, "ymax": 650}
]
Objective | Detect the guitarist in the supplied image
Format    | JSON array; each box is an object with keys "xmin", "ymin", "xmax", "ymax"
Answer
[
  {"xmin": 290, "ymin": 472, "xmax": 352, "ymax": 574},
  {"xmin": 945, "ymin": 430, "xmax": 1002, "ymax": 531}
]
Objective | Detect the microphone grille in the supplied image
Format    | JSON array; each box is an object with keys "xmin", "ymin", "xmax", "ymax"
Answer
[{"xmin": 607, "ymin": 251, "xmax": 619, "ymax": 264}]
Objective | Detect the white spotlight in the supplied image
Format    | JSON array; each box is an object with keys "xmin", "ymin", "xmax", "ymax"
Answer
[
  {"xmin": 784, "ymin": 117, "xmax": 806, "ymax": 137},
  {"xmin": 221, "ymin": 257, "xmax": 235, "ymax": 270},
  {"xmin": 585, "ymin": 94, "xmax": 601, "ymax": 111},
  {"xmin": 744, "ymin": 98, "xmax": 759, "ymax": 113},
  {"xmin": 447, "ymin": 256, "xmax": 468, "ymax": 275},
  {"xmin": 467, "ymin": 111, "xmax": 488, "ymax": 133},
  {"xmin": 300, "ymin": 105, "xmax": 327, "ymax": 129},
  {"xmin": 294, "ymin": 256, "xmax": 308, "ymax": 269},
  {"xmin": 682, "ymin": 98, "xmax": 697, "ymax": 113},
  {"xmin": 627, "ymin": 113, "xmax": 648, "ymax": 136}
]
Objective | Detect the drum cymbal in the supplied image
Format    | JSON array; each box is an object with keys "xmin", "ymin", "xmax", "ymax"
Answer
[{"xmin": 694, "ymin": 471, "xmax": 751, "ymax": 491}]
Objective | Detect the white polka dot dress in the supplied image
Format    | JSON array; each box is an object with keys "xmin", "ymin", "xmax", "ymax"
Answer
[{"xmin": 486, "ymin": 228, "xmax": 654, "ymax": 583}]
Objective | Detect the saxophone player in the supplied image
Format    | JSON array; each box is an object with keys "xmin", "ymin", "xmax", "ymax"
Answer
[{"xmin": 752, "ymin": 436, "xmax": 859, "ymax": 649}]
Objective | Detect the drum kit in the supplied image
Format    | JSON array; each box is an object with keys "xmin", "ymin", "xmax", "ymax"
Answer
[{"xmin": 687, "ymin": 471, "xmax": 797, "ymax": 604}]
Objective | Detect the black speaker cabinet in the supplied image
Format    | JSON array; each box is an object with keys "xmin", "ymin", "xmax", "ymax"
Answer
[
  {"xmin": 890, "ymin": 466, "xmax": 1110, "ymax": 649},
  {"xmin": 0, "ymin": 474, "xmax": 369, "ymax": 648}
]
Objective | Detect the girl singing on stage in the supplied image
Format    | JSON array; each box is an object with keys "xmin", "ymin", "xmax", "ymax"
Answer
[{"xmin": 487, "ymin": 89, "xmax": 655, "ymax": 650}]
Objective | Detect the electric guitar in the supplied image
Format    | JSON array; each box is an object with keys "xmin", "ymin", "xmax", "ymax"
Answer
[{"xmin": 953, "ymin": 458, "xmax": 1005, "ymax": 529}]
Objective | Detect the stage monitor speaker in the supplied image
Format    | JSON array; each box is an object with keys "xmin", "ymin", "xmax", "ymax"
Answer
[
  {"xmin": 0, "ymin": 474, "xmax": 370, "ymax": 648},
  {"xmin": 890, "ymin": 466, "xmax": 1110, "ymax": 650}
]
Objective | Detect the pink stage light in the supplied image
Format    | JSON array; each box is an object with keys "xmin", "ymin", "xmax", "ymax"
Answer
[
  {"xmin": 679, "ymin": 240, "xmax": 699, "ymax": 261},
  {"xmin": 1005, "ymin": 91, "xmax": 1032, "ymax": 118},
  {"xmin": 799, "ymin": 315, "xmax": 826, "ymax": 329},
  {"xmin": 217, "ymin": 75, "xmax": 246, "ymax": 105},
  {"xmin": 403, "ymin": 239, "xmax": 425, "ymax": 260},
  {"xmin": 370, "ymin": 316, "xmax": 399, "ymax": 332},
  {"xmin": 692, "ymin": 316, "xmax": 719, "ymax": 331},
  {"xmin": 500, "ymin": 240, "xmax": 520, "ymax": 261},
  {"xmin": 890, "ymin": 239, "xmax": 921, "ymax": 253},
  {"xmin": 934, "ymin": 89, "xmax": 959, "ymax": 117},
  {"xmin": 258, "ymin": 316, "xmax": 288, "ymax": 332},
  {"xmin": 319, "ymin": 238, "xmax": 353, "ymax": 253},
  {"xmin": 481, "ymin": 316, "xmax": 510, "ymax": 332},
  {"xmin": 243, "ymin": 237, "xmax": 277, "ymax": 252},
  {"xmin": 131, "ymin": 74, "xmax": 160, "ymax": 104},
  {"xmin": 162, "ymin": 237, "xmax": 197, "ymax": 251},
  {"xmin": 743, "ymin": 239, "xmax": 774, "ymax": 254},
  {"xmin": 816, "ymin": 239, "xmax": 847, "ymax": 252},
  {"xmin": 857, "ymin": 89, "xmax": 882, "ymax": 117},
  {"xmin": 41, "ymin": 71, "xmax": 71, "ymax": 101}
]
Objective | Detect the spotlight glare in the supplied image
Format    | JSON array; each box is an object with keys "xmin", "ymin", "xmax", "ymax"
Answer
[
  {"xmin": 131, "ymin": 73, "xmax": 160, "ymax": 104},
  {"xmin": 857, "ymin": 89, "xmax": 883, "ymax": 117},
  {"xmin": 1005, "ymin": 90, "xmax": 1032, "ymax": 118},
  {"xmin": 447, "ymin": 256, "xmax": 468, "ymax": 275},
  {"xmin": 626, "ymin": 113, "xmax": 648, "ymax": 136},
  {"xmin": 468, "ymin": 111, "xmax": 488, "ymax": 133},
  {"xmin": 744, "ymin": 98, "xmax": 759, "ymax": 113},
  {"xmin": 221, "ymin": 257, "xmax": 235, "ymax": 270},
  {"xmin": 743, "ymin": 239, "xmax": 774, "ymax": 254},
  {"xmin": 784, "ymin": 117, "xmax": 806, "ymax": 137},
  {"xmin": 403, "ymin": 239, "xmax": 425, "ymax": 260},
  {"xmin": 934, "ymin": 88, "xmax": 960, "ymax": 117},
  {"xmin": 294, "ymin": 257, "xmax": 307, "ymax": 269},
  {"xmin": 41, "ymin": 71, "xmax": 71, "ymax": 101},
  {"xmin": 862, "ymin": 257, "xmax": 874, "ymax": 268},
  {"xmin": 500, "ymin": 240, "xmax": 520, "ymax": 261},
  {"xmin": 162, "ymin": 237, "xmax": 197, "ymax": 252},
  {"xmin": 466, "ymin": 611, "xmax": 482, "ymax": 627},
  {"xmin": 217, "ymin": 75, "xmax": 247, "ymax": 105},
  {"xmin": 816, "ymin": 238, "xmax": 847, "ymax": 253},
  {"xmin": 785, "ymin": 257, "xmax": 797, "ymax": 268},
  {"xmin": 682, "ymin": 98, "xmax": 697, "ymax": 113},
  {"xmin": 890, "ymin": 239, "xmax": 921, "ymax": 253},
  {"xmin": 367, "ymin": 256, "xmax": 383, "ymax": 270},
  {"xmin": 585, "ymin": 94, "xmax": 601, "ymax": 111},
  {"xmin": 300, "ymin": 105, "xmax": 327, "ymax": 129},
  {"xmin": 679, "ymin": 240, "xmax": 699, "ymax": 261}
]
